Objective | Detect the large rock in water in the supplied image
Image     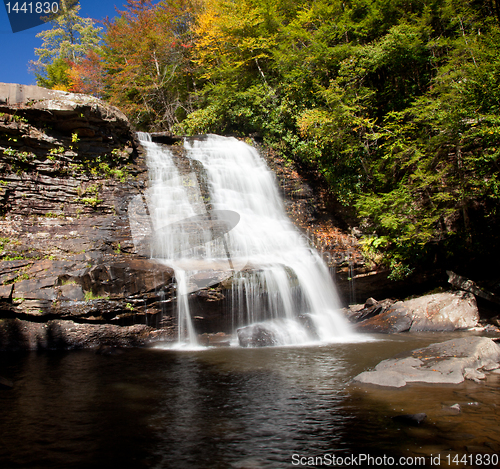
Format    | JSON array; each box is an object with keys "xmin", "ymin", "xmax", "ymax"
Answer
[
  {"xmin": 237, "ymin": 324, "xmax": 279, "ymax": 347},
  {"xmin": 352, "ymin": 291, "xmax": 479, "ymax": 333},
  {"xmin": 354, "ymin": 337, "xmax": 500, "ymax": 387},
  {"xmin": 0, "ymin": 84, "xmax": 182, "ymax": 350}
]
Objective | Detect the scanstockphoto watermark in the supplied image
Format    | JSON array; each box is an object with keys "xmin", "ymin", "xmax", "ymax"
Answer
[
  {"xmin": 291, "ymin": 453, "xmax": 428, "ymax": 466},
  {"xmin": 292, "ymin": 453, "xmax": 500, "ymax": 467}
]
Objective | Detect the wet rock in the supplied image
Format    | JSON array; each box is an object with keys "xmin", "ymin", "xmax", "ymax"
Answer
[
  {"xmin": 353, "ymin": 291, "xmax": 479, "ymax": 333},
  {"xmin": 442, "ymin": 403, "xmax": 461, "ymax": 414},
  {"xmin": 237, "ymin": 324, "xmax": 278, "ymax": 347},
  {"xmin": 83, "ymin": 259, "xmax": 174, "ymax": 297},
  {"xmin": 345, "ymin": 298, "xmax": 395, "ymax": 323},
  {"xmin": 0, "ymin": 318, "xmax": 173, "ymax": 351},
  {"xmin": 354, "ymin": 337, "xmax": 500, "ymax": 388},
  {"xmin": 0, "ymin": 87, "xmax": 182, "ymax": 347},
  {"xmin": 392, "ymin": 413, "xmax": 427, "ymax": 426},
  {"xmin": 198, "ymin": 332, "xmax": 232, "ymax": 347},
  {"xmin": 355, "ymin": 301, "xmax": 412, "ymax": 333}
]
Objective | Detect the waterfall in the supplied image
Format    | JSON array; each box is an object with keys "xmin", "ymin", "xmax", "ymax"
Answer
[
  {"xmin": 135, "ymin": 132, "xmax": 201, "ymax": 347},
  {"xmin": 135, "ymin": 133, "xmax": 354, "ymax": 347}
]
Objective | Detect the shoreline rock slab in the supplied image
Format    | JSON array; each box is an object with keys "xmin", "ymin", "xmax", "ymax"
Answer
[
  {"xmin": 351, "ymin": 291, "xmax": 479, "ymax": 333},
  {"xmin": 353, "ymin": 336, "xmax": 500, "ymax": 387},
  {"xmin": 0, "ymin": 318, "xmax": 173, "ymax": 351}
]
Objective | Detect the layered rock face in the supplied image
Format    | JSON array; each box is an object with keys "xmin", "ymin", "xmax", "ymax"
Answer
[{"xmin": 0, "ymin": 84, "xmax": 176, "ymax": 350}]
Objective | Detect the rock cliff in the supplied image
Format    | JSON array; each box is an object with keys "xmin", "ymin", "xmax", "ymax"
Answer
[{"xmin": 0, "ymin": 84, "xmax": 175, "ymax": 350}]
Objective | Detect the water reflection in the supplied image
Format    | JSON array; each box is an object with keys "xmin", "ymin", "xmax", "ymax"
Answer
[{"xmin": 0, "ymin": 332, "xmax": 498, "ymax": 468}]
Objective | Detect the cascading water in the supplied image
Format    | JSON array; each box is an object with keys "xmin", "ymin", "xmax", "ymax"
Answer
[
  {"xmin": 136, "ymin": 133, "xmax": 354, "ymax": 347},
  {"xmin": 134, "ymin": 132, "xmax": 201, "ymax": 347}
]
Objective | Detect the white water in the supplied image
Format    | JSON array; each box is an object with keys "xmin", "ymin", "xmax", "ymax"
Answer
[
  {"xmin": 136, "ymin": 132, "xmax": 200, "ymax": 347},
  {"xmin": 136, "ymin": 133, "xmax": 354, "ymax": 347}
]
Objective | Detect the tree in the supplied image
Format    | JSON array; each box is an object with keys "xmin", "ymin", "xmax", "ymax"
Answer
[
  {"xmin": 100, "ymin": 0, "xmax": 197, "ymax": 130},
  {"xmin": 34, "ymin": 0, "xmax": 497, "ymax": 277},
  {"xmin": 67, "ymin": 50, "xmax": 105, "ymax": 96},
  {"xmin": 354, "ymin": 3, "xmax": 500, "ymax": 277},
  {"xmin": 31, "ymin": 0, "xmax": 102, "ymax": 90},
  {"xmin": 177, "ymin": 0, "xmax": 500, "ymax": 278}
]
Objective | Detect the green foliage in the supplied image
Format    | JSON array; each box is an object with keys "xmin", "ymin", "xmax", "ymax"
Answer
[
  {"xmin": 75, "ymin": 183, "xmax": 103, "ymax": 208},
  {"xmin": 9, "ymin": 115, "xmax": 28, "ymax": 123},
  {"xmin": 66, "ymin": 0, "xmax": 500, "ymax": 277},
  {"xmin": 2, "ymin": 270, "xmax": 29, "ymax": 284},
  {"xmin": 2, "ymin": 147, "xmax": 35, "ymax": 163},
  {"xmin": 31, "ymin": 0, "xmax": 102, "ymax": 90},
  {"xmin": 101, "ymin": 0, "xmax": 196, "ymax": 130},
  {"xmin": 0, "ymin": 237, "xmax": 12, "ymax": 251},
  {"xmin": 90, "ymin": 161, "xmax": 128, "ymax": 182},
  {"xmin": 181, "ymin": 0, "xmax": 500, "ymax": 275},
  {"xmin": 49, "ymin": 147, "xmax": 65, "ymax": 155},
  {"xmin": 84, "ymin": 291, "xmax": 109, "ymax": 301},
  {"xmin": 3, "ymin": 148, "xmax": 16, "ymax": 157},
  {"xmin": 36, "ymin": 57, "xmax": 71, "ymax": 89},
  {"xmin": 60, "ymin": 278, "xmax": 77, "ymax": 285}
]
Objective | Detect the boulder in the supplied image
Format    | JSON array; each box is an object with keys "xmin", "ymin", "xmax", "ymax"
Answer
[
  {"xmin": 352, "ymin": 300, "xmax": 413, "ymax": 333},
  {"xmin": 407, "ymin": 291, "xmax": 479, "ymax": 331},
  {"xmin": 345, "ymin": 297, "xmax": 395, "ymax": 323},
  {"xmin": 353, "ymin": 336, "xmax": 500, "ymax": 387},
  {"xmin": 353, "ymin": 291, "xmax": 479, "ymax": 333},
  {"xmin": 198, "ymin": 332, "xmax": 232, "ymax": 347},
  {"xmin": 237, "ymin": 324, "xmax": 279, "ymax": 347},
  {"xmin": 447, "ymin": 270, "xmax": 500, "ymax": 305}
]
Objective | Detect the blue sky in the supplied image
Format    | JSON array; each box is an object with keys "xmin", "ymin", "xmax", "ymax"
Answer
[{"xmin": 0, "ymin": 1, "xmax": 125, "ymax": 86}]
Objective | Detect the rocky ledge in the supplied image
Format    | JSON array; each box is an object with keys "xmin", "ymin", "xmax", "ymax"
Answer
[
  {"xmin": 0, "ymin": 84, "xmax": 184, "ymax": 350},
  {"xmin": 354, "ymin": 336, "xmax": 500, "ymax": 388},
  {"xmin": 345, "ymin": 291, "xmax": 480, "ymax": 333}
]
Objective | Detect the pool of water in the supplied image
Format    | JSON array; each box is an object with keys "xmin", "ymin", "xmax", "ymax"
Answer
[{"xmin": 1, "ymin": 332, "xmax": 499, "ymax": 468}]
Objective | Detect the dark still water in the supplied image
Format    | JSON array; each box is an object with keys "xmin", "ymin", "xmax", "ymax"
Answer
[{"xmin": 1, "ymin": 333, "xmax": 500, "ymax": 469}]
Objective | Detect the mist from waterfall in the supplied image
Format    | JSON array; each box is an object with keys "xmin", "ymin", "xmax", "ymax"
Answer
[{"xmin": 136, "ymin": 133, "xmax": 354, "ymax": 347}]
